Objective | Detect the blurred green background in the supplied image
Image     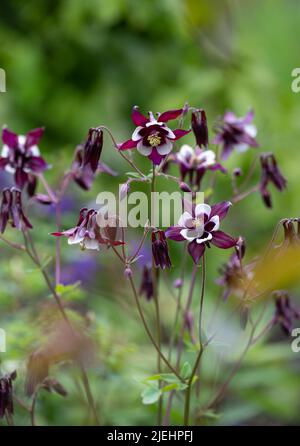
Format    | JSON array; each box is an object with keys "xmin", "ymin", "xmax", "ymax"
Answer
[{"xmin": 1, "ymin": 0, "xmax": 300, "ymax": 426}]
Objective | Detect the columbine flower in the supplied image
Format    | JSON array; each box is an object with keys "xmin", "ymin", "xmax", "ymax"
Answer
[
  {"xmin": 213, "ymin": 110, "xmax": 258, "ymax": 160},
  {"xmin": 191, "ymin": 109, "xmax": 209, "ymax": 148},
  {"xmin": 151, "ymin": 230, "xmax": 172, "ymax": 270},
  {"xmin": 52, "ymin": 208, "xmax": 124, "ymax": 250},
  {"xmin": 273, "ymin": 291, "xmax": 300, "ymax": 335},
  {"xmin": 0, "ymin": 187, "xmax": 32, "ymax": 233},
  {"xmin": 0, "ymin": 371, "xmax": 16, "ymax": 419},
  {"xmin": 0, "ymin": 127, "xmax": 48, "ymax": 193},
  {"xmin": 259, "ymin": 153, "xmax": 287, "ymax": 208},
  {"xmin": 139, "ymin": 265, "xmax": 154, "ymax": 300},
  {"xmin": 166, "ymin": 201, "xmax": 236, "ymax": 264},
  {"xmin": 176, "ymin": 144, "xmax": 226, "ymax": 189},
  {"xmin": 119, "ymin": 106, "xmax": 190, "ymax": 165}
]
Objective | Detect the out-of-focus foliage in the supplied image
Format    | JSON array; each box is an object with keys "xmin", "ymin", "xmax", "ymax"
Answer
[{"xmin": 1, "ymin": 0, "xmax": 300, "ymax": 426}]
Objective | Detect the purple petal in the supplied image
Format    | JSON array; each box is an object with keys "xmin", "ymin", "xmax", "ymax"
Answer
[
  {"xmin": 27, "ymin": 156, "xmax": 48, "ymax": 172},
  {"xmin": 242, "ymin": 109, "xmax": 254, "ymax": 124},
  {"xmin": 158, "ymin": 109, "xmax": 183, "ymax": 123},
  {"xmin": 165, "ymin": 226, "xmax": 185, "ymax": 241},
  {"xmin": 0, "ymin": 157, "xmax": 9, "ymax": 169},
  {"xmin": 97, "ymin": 162, "xmax": 118, "ymax": 176},
  {"xmin": 221, "ymin": 144, "xmax": 234, "ymax": 160},
  {"xmin": 209, "ymin": 163, "xmax": 227, "ymax": 174},
  {"xmin": 2, "ymin": 127, "xmax": 18, "ymax": 148},
  {"xmin": 188, "ymin": 240, "xmax": 205, "ymax": 264},
  {"xmin": 15, "ymin": 168, "xmax": 29, "ymax": 189},
  {"xmin": 148, "ymin": 148, "xmax": 163, "ymax": 165},
  {"xmin": 25, "ymin": 127, "xmax": 44, "ymax": 149},
  {"xmin": 119, "ymin": 139, "xmax": 137, "ymax": 150},
  {"xmin": 211, "ymin": 231, "xmax": 236, "ymax": 249},
  {"xmin": 131, "ymin": 107, "xmax": 148, "ymax": 126},
  {"xmin": 173, "ymin": 128, "xmax": 191, "ymax": 140},
  {"xmin": 210, "ymin": 201, "xmax": 232, "ymax": 220}
]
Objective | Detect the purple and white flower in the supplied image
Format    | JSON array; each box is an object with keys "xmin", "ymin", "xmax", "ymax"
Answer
[
  {"xmin": 176, "ymin": 144, "xmax": 226, "ymax": 189},
  {"xmin": 0, "ymin": 127, "xmax": 48, "ymax": 193},
  {"xmin": 119, "ymin": 106, "xmax": 190, "ymax": 165},
  {"xmin": 213, "ymin": 110, "xmax": 258, "ymax": 160},
  {"xmin": 166, "ymin": 201, "xmax": 236, "ymax": 264}
]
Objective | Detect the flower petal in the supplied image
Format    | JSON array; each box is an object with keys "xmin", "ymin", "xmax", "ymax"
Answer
[
  {"xmin": 178, "ymin": 211, "xmax": 193, "ymax": 227},
  {"xmin": 195, "ymin": 203, "xmax": 211, "ymax": 218},
  {"xmin": 118, "ymin": 139, "xmax": 137, "ymax": 150},
  {"xmin": 211, "ymin": 230, "xmax": 236, "ymax": 249},
  {"xmin": 188, "ymin": 240, "xmax": 205, "ymax": 264},
  {"xmin": 173, "ymin": 128, "xmax": 191, "ymax": 140},
  {"xmin": 165, "ymin": 226, "xmax": 185, "ymax": 241},
  {"xmin": 132, "ymin": 126, "xmax": 144, "ymax": 141},
  {"xmin": 131, "ymin": 107, "xmax": 149, "ymax": 126},
  {"xmin": 25, "ymin": 128, "xmax": 44, "ymax": 149},
  {"xmin": 180, "ymin": 228, "xmax": 202, "ymax": 241},
  {"xmin": 156, "ymin": 139, "xmax": 173, "ymax": 155},
  {"xmin": 210, "ymin": 201, "xmax": 232, "ymax": 220},
  {"xmin": 158, "ymin": 109, "xmax": 183, "ymax": 123},
  {"xmin": 2, "ymin": 127, "xmax": 18, "ymax": 148},
  {"xmin": 148, "ymin": 148, "xmax": 163, "ymax": 165},
  {"xmin": 137, "ymin": 140, "xmax": 152, "ymax": 156},
  {"xmin": 27, "ymin": 156, "xmax": 48, "ymax": 172},
  {"xmin": 178, "ymin": 144, "xmax": 194, "ymax": 163}
]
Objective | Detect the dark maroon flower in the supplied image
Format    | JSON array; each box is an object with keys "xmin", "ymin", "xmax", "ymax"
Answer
[
  {"xmin": 259, "ymin": 153, "xmax": 287, "ymax": 208},
  {"xmin": 151, "ymin": 230, "xmax": 172, "ymax": 270},
  {"xmin": 82, "ymin": 128, "xmax": 103, "ymax": 173},
  {"xmin": 139, "ymin": 265, "xmax": 154, "ymax": 300},
  {"xmin": 0, "ymin": 187, "xmax": 32, "ymax": 233},
  {"xmin": 0, "ymin": 371, "xmax": 16, "ymax": 419},
  {"xmin": 119, "ymin": 106, "xmax": 190, "ymax": 165},
  {"xmin": 175, "ymin": 144, "xmax": 226, "ymax": 190},
  {"xmin": 213, "ymin": 110, "xmax": 258, "ymax": 160},
  {"xmin": 273, "ymin": 290, "xmax": 300, "ymax": 336},
  {"xmin": 166, "ymin": 201, "xmax": 236, "ymax": 264},
  {"xmin": 191, "ymin": 109, "xmax": 208, "ymax": 148},
  {"xmin": 0, "ymin": 127, "xmax": 48, "ymax": 193},
  {"xmin": 52, "ymin": 208, "xmax": 124, "ymax": 250},
  {"xmin": 72, "ymin": 144, "xmax": 117, "ymax": 191}
]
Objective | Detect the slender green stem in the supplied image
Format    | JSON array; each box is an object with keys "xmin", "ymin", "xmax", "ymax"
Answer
[
  {"xmin": 128, "ymin": 275, "xmax": 183, "ymax": 381},
  {"xmin": 184, "ymin": 254, "xmax": 206, "ymax": 426}
]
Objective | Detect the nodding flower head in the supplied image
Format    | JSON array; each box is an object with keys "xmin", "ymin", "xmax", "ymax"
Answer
[
  {"xmin": 175, "ymin": 144, "xmax": 226, "ymax": 189},
  {"xmin": 119, "ymin": 106, "xmax": 190, "ymax": 165},
  {"xmin": 82, "ymin": 128, "xmax": 103, "ymax": 173},
  {"xmin": 278, "ymin": 218, "xmax": 300, "ymax": 248},
  {"xmin": 273, "ymin": 290, "xmax": 300, "ymax": 336},
  {"xmin": 139, "ymin": 264, "xmax": 154, "ymax": 300},
  {"xmin": 0, "ymin": 187, "xmax": 32, "ymax": 233},
  {"xmin": 151, "ymin": 230, "xmax": 172, "ymax": 270},
  {"xmin": 0, "ymin": 370, "xmax": 17, "ymax": 419},
  {"xmin": 259, "ymin": 153, "xmax": 287, "ymax": 208},
  {"xmin": 191, "ymin": 109, "xmax": 209, "ymax": 148},
  {"xmin": 213, "ymin": 110, "xmax": 258, "ymax": 160},
  {"xmin": 166, "ymin": 201, "xmax": 236, "ymax": 264},
  {"xmin": 52, "ymin": 208, "xmax": 124, "ymax": 251},
  {"xmin": 0, "ymin": 127, "xmax": 48, "ymax": 194}
]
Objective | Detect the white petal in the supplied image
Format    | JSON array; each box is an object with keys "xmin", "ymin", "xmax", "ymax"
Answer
[
  {"xmin": 178, "ymin": 144, "xmax": 194, "ymax": 163},
  {"xmin": 132, "ymin": 126, "xmax": 144, "ymax": 141},
  {"xmin": 156, "ymin": 139, "xmax": 173, "ymax": 155},
  {"xmin": 18, "ymin": 135, "xmax": 26, "ymax": 150},
  {"xmin": 83, "ymin": 238, "xmax": 100, "ymax": 250},
  {"xmin": 198, "ymin": 150, "xmax": 216, "ymax": 167},
  {"xmin": 137, "ymin": 140, "xmax": 152, "ymax": 156},
  {"xmin": 178, "ymin": 211, "xmax": 193, "ymax": 227},
  {"xmin": 195, "ymin": 203, "xmax": 211, "ymax": 218},
  {"xmin": 1, "ymin": 145, "xmax": 9, "ymax": 157},
  {"xmin": 164, "ymin": 127, "xmax": 176, "ymax": 139},
  {"xmin": 68, "ymin": 233, "xmax": 84, "ymax": 245},
  {"xmin": 196, "ymin": 233, "xmax": 212, "ymax": 244},
  {"xmin": 180, "ymin": 228, "xmax": 202, "ymax": 241},
  {"xmin": 235, "ymin": 143, "xmax": 249, "ymax": 153},
  {"xmin": 209, "ymin": 215, "xmax": 220, "ymax": 231},
  {"xmin": 146, "ymin": 120, "xmax": 163, "ymax": 127},
  {"xmin": 29, "ymin": 145, "xmax": 40, "ymax": 156},
  {"xmin": 245, "ymin": 124, "xmax": 257, "ymax": 137}
]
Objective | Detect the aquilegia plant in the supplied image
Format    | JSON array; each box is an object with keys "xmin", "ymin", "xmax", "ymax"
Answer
[{"xmin": 0, "ymin": 104, "xmax": 298, "ymax": 426}]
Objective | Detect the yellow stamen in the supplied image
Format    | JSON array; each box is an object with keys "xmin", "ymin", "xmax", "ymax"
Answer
[{"xmin": 147, "ymin": 132, "xmax": 161, "ymax": 147}]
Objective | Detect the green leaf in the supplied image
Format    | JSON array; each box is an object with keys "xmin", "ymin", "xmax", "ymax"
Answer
[
  {"xmin": 141, "ymin": 386, "xmax": 162, "ymax": 405},
  {"xmin": 55, "ymin": 282, "xmax": 81, "ymax": 296},
  {"xmin": 180, "ymin": 361, "xmax": 192, "ymax": 380}
]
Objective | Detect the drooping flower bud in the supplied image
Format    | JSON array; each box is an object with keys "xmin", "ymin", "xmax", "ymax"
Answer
[
  {"xmin": 139, "ymin": 265, "xmax": 154, "ymax": 300},
  {"xmin": 0, "ymin": 187, "xmax": 32, "ymax": 233},
  {"xmin": 83, "ymin": 128, "xmax": 103, "ymax": 173},
  {"xmin": 191, "ymin": 109, "xmax": 209, "ymax": 148},
  {"xmin": 151, "ymin": 230, "xmax": 172, "ymax": 270},
  {"xmin": 173, "ymin": 278, "xmax": 183, "ymax": 289},
  {"xmin": 0, "ymin": 371, "xmax": 16, "ymax": 419},
  {"xmin": 260, "ymin": 153, "xmax": 287, "ymax": 209}
]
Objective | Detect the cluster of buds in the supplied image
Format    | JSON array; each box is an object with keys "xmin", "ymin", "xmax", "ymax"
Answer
[{"xmin": 0, "ymin": 187, "xmax": 32, "ymax": 233}]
